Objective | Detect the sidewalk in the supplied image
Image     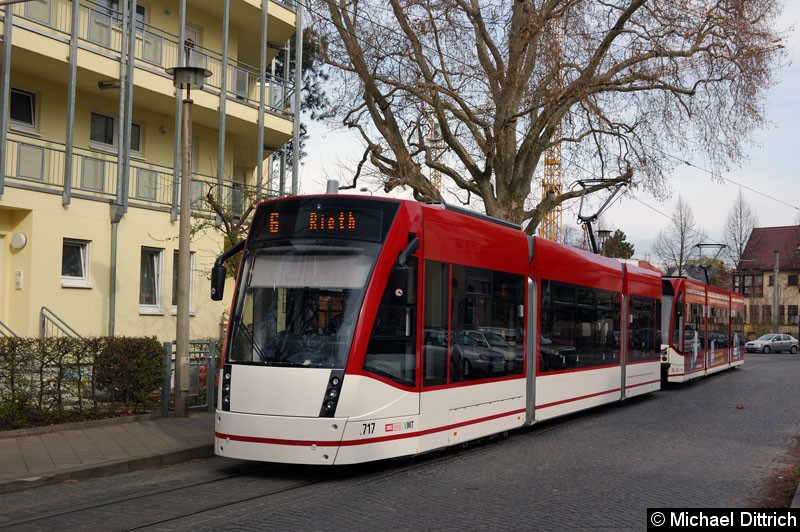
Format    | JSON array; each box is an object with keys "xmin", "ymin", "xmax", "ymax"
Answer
[{"xmin": 0, "ymin": 411, "xmax": 215, "ymax": 494}]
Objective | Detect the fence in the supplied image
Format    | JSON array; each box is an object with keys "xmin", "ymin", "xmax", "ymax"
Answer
[
  {"xmin": 161, "ymin": 340, "xmax": 217, "ymax": 415},
  {"xmin": 0, "ymin": 336, "xmax": 218, "ymax": 430}
]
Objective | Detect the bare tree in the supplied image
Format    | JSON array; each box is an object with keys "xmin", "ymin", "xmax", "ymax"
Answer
[
  {"xmin": 562, "ymin": 224, "xmax": 589, "ymax": 250},
  {"xmin": 723, "ymin": 189, "xmax": 759, "ymax": 268},
  {"xmin": 652, "ymin": 195, "xmax": 706, "ymax": 276},
  {"xmin": 313, "ymin": 0, "xmax": 786, "ymax": 234}
]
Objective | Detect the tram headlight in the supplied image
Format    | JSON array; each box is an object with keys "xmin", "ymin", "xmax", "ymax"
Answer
[
  {"xmin": 221, "ymin": 364, "xmax": 232, "ymax": 412},
  {"xmin": 320, "ymin": 370, "xmax": 344, "ymax": 417}
]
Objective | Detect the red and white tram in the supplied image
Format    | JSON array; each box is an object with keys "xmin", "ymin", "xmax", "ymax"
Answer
[
  {"xmin": 660, "ymin": 277, "xmax": 745, "ymax": 383},
  {"xmin": 210, "ymin": 195, "xmax": 672, "ymax": 465}
]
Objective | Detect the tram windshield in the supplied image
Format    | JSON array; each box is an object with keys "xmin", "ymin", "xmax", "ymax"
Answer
[{"xmin": 227, "ymin": 242, "xmax": 379, "ymax": 368}]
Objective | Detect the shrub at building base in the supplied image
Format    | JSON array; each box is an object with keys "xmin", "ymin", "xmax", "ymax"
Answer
[
  {"xmin": 94, "ymin": 337, "xmax": 163, "ymax": 414},
  {"xmin": 0, "ymin": 336, "xmax": 164, "ymax": 430},
  {"xmin": 0, "ymin": 337, "xmax": 42, "ymax": 429}
]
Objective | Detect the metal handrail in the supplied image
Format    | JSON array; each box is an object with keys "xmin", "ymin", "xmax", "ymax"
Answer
[
  {"xmin": 40, "ymin": 306, "xmax": 84, "ymax": 342},
  {"xmin": 0, "ymin": 320, "xmax": 17, "ymax": 338}
]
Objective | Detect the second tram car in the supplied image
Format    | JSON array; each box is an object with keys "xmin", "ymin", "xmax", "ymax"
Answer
[
  {"xmin": 211, "ymin": 195, "xmax": 741, "ymax": 465},
  {"xmin": 660, "ymin": 277, "xmax": 745, "ymax": 383}
]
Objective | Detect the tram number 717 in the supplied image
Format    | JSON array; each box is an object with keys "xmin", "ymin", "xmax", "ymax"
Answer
[{"xmin": 360, "ymin": 423, "xmax": 375, "ymax": 436}]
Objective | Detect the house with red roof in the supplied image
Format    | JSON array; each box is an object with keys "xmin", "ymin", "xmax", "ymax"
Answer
[{"xmin": 733, "ymin": 226, "xmax": 800, "ymax": 338}]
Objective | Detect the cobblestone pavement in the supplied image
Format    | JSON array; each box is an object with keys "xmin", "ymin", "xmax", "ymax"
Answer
[
  {"xmin": 0, "ymin": 353, "xmax": 797, "ymax": 531},
  {"xmin": 178, "ymin": 353, "xmax": 800, "ymax": 531}
]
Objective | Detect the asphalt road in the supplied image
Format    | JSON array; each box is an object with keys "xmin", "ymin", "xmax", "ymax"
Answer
[{"xmin": 1, "ymin": 352, "xmax": 798, "ymax": 531}]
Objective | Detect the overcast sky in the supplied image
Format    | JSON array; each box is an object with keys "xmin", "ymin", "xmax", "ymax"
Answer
[{"xmin": 298, "ymin": 3, "xmax": 800, "ymax": 265}]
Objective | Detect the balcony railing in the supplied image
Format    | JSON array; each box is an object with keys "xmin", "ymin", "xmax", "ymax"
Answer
[
  {"xmin": 4, "ymin": 133, "xmax": 281, "ymax": 217},
  {"xmin": 5, "ymin": 0, "xmax": 296, "ymax": 115}
]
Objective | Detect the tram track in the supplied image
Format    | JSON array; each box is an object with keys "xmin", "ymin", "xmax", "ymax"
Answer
[{"xmin": 1, "ymin": 411, "xmax": 594, "ymax": 531}]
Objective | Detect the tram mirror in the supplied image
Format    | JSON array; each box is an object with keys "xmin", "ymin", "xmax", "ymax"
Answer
[{"xmin": 211, "ymin": 264, "xmax": 227, "ymax": 301}]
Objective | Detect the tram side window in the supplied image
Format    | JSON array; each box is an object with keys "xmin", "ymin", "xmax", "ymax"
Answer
[
  {"xmin": 731, "ymin": 307, "xmax": 745, "ymax": 348},
  {"xmin": 364, "ymin": 258, "xmax": 418, "ymax": 387},
  {"xmin": 540, "ymin": 280, "xmax": 620, "ymax": 371},
  {"xmin": 708, "ymin": 305, "xmax": 729, "ymax": 353},
  {"xmin": 423, "ymin": 261, "xmax": 524, "ymax": 385},
  {"xmin": 629, "ymin": 296, "xmax": 660, "ymax": 362},
  {"xmin": 683, "ymin": 302, "xmax": 704, "ymax": 353},
  {"xmin": 451, "ymin": 265, "xmax": 525, "ymax": 381},
  {"xmin": 423, "ymin": 261, "xmax": 449, "ymax": 386}
]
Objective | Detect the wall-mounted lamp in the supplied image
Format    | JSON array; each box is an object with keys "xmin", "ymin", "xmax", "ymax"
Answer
[
  {"xmin": 164, "ymin": 6, "xmax": 172, "ymax": 15},
  {"xmin": 159, "ymin": 126, "xmax": 167, "ymax": 136},
  {"xmin": 10, "ymin": 232, "xmax": 27, "ymax": 250},
  {"xmin": 97, "ymin": 80, "xmax": 121, "ymax": 91}
]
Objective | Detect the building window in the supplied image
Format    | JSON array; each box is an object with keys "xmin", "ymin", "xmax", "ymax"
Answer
[
  {"xmin": 10, "ymin": 88, "xmax": 36, "ymax": 129},
  {"xmin": 90, "ymin": 112, "xmax": 114, "ymax": 146},
  {"xmin": 768, "ymin": 275, "xmax": 774, "ymax": 287},
  {"xmin": 62, "ymin": 239, "xmax": 91, "ymax": 287},
  {"xmin": 90, "ymin": 112, "xmax": 142, "ymax": 153},
  {"xmin": 96, "ymin": 0, "xmax": 146, "ymax": 28},
  {"xmin": 139, "ymin": 247, "xmax": 163, "ymax": 314},
  {"xmin": 171, "ymin": 250, "xmax": 195, "ymax": 313},
  {"xmin": 789, "ymin": 274, "xmax": 799, "ymax": 287}
]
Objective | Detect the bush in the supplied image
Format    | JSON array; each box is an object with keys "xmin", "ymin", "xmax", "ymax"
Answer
[
  {"xmin": 94, "ymin": 337, "xmax": 163, "ymax": 413},
  {"xmin": 0, "ymin": 336, "xmax": 166, "ymax": 429}
]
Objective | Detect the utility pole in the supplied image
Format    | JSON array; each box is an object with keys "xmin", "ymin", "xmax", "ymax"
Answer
[
  {"xmin": 167, "ymin": 43, "xmax": 210, "ymax": 416},
  {"xmin": 773, "ymin": 250, "xmax": 779, "ymax": 333}
]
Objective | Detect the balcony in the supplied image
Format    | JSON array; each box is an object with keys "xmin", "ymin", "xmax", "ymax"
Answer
[
  {"xmin": 4, "ymin": 132, "xmax": 282, "ymax": 217},
  {"xmin": 2, "ymin": 0, "xmax": 297, "ymax": 118}
]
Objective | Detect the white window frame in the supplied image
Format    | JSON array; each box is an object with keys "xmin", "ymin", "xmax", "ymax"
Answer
[
  {"xmin": 171, "ymin": 250, "xmax": 195, "ymax": 315},
  {"xmin": 10, "ymin": 88, "xmax": 37, "ymax": 131},
  {"xmin": 61, "ymin": 239, "xmax": 92, "ymax": 288},
  {"xmin": 139, "ymin": 247, "xmax": 164, "ymax": 314},
  {"xmin": 89, "ymin": 111, "xmax": 142, "ymax": 155}
]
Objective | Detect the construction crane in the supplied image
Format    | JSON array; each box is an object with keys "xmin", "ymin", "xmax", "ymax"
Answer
[{"xmin": 538, "ymin": 15, "xmax": 565, "ymax": 242}]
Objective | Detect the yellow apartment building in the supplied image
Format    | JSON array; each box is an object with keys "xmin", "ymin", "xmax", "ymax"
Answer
[{"xmin": 0, "ymin": 0, "xmax": 300, "ymax": 342}]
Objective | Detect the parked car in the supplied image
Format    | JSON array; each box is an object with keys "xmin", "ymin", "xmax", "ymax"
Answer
[
  {"xmin": 423, "ymin": 329, "xmax": 505, "ymax": 378},
  {"xmin": 744, "ymin": 333, "xmax": 798, "ymax": 354},
  {"xmin": 465, "ymin": 330, "xmax": 523, "ymax": 372},
  {"xmin": 452, "ymin": 331, "xmax": 506, "ymax": 377},
  {"xmin": 539, "ymin": 335, "xmax": 578, "ymax": 371}
]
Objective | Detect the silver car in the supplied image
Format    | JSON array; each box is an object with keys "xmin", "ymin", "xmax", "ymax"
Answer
[
  {"xmin": 465, "ymin": 330, "xmax": 523, "ymax": 372},
  {"xmin": 744, "ymin": 334, "xmax": 799, "ymax": 354}
]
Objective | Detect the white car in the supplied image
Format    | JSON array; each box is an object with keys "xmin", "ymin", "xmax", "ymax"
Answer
[{"xmin": 744, "ymin": 334, "xmax": 798, "ymax": 354}]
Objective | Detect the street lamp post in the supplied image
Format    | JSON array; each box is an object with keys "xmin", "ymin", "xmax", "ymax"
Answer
[
  {"xmin": 166, "ymin": 44, "xmax": 210, "ymax": 417},
  {"xmin": 596, "ymin": 229, "xmax": 611, "ymax": 257}
]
